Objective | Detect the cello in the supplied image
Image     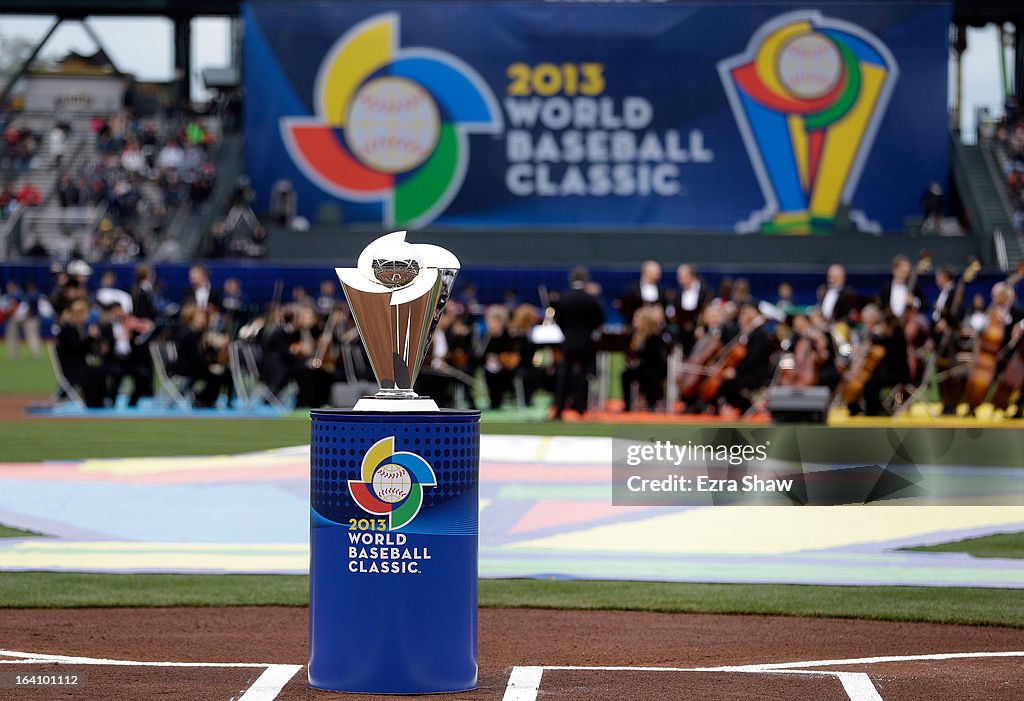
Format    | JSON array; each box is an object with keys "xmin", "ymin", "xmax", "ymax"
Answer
[
  {"xmin": 698, "ymin": 316, "xmax": 764, "ymax": 403},
  {"xmin": 841, "ymin": 307, "xmax": 888, "ymax": 406},
  {"xmin": 963, "ymin": 264, "xmax": 1024, "ymax": 411},
  {"xmin": 675, "ymin": 304, "xmax": 725, "ymax": 400}
]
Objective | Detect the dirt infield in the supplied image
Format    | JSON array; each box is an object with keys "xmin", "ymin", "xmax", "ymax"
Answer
[{"xmin": 1, "ymin": 607, "xmax": 1022, "ymax": 699}]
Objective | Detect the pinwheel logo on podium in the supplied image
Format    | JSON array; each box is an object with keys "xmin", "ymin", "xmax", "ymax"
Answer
[
  {"xmin": 719, "ymin": 11, "xmax": 898, "ymax": 234},
  {"xmin": 349, "ymin": 436, "xmax": 436, "ymax": 530},
  {"xmin": 280, "ymin": 12, "xmax": 503, "ymax": 228}
]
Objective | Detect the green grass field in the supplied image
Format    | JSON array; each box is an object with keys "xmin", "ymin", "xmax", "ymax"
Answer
[
  {"xmin": 905, "ymin": 532, "xmax": 1024, "ymax": 559},
  {"xmin": 0, "ymin": 352, "xmax": 58, "ymax": 395},
  {"xmin": 0, "ymin": 573, "xmax": 1019, "ymax": 627},
  {"xmin": 2, "ymin": 353, "xmax": 1023, "ymax": 627}
]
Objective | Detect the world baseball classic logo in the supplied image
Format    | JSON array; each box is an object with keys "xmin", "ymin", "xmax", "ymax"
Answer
[
  {"xmin": 349, "ymin": 436, "xmax": 436, "ymax": 530},
  {"xmin": 718, "ymin": 11, "xmax": 898, "ymax": 235},
  {"xmin": 280, "ymin": 13, "xmax": 503, "ymax": 228}
]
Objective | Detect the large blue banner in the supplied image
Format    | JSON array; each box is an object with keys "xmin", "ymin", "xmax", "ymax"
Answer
[{"xmin": 243, "ymin": 1, "xmax": 951, "ymax": 234}]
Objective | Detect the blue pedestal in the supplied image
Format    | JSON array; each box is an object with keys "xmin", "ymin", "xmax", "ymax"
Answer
[{"xmin": 308, "ymin": 409, "xmax": 480, "ymax": 693}]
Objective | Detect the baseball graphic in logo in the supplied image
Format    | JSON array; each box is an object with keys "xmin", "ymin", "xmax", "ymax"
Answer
[
  {"xmin": 372, "ymin": 463, "xmax": 412, "ymax": 504},
  {"xmin": 346, "ymin": 77, "xmax": 441, "ymax": 174},
  {"xmin": 349, "ymin": 436, "xmax": 436, "ymax": 529},
  {"xmin": 777, "ymin": 33, "xmax": 842, "ymax": 99},
  {"xmin": 280, "ymin": 13, "xmax": 503, "ymax": 228}
]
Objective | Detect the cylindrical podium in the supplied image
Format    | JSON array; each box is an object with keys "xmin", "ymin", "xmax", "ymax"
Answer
[{"xmin": 308, "ymin": 409, "xmax": 480, "ymax": 693}]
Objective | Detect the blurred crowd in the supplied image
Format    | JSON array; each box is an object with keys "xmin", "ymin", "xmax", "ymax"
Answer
[{"xmin": 996, "ymin": 115, "xmax": 1024, "ymax": 234}]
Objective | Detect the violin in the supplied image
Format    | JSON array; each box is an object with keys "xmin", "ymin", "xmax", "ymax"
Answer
[{"xmin": 963, "ymin": 264, "xmax": 1024, "ymax": 411}]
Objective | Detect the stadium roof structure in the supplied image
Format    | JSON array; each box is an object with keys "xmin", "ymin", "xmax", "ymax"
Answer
[
  {"xmin": 0, "ymin": 0, "xmax": 1021, "ymax": 23},
  {"xmin": 0, "ymin": 1, "xmax": 240, "ymax": 17}
]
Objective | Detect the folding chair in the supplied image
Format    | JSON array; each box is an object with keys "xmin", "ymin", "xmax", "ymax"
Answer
[
  {"xmin": 149, "ymin": 340, "xmax": 193, "ymax": 411},
  {"xmin": 47, "ymin": 342, "xmax": 85, "ymax": 407},
  {"xmin": 237, "ymin": 340, "xmax": 293, "ymax": 410}
]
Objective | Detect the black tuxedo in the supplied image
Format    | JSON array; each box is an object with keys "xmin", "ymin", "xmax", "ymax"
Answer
[
  {"xmin": 670, "ymin": 279, "xmax": 712, "ymax": 353},
  {"xmin": 618, "ymin": 281, "xmax": 666, "ymax": 328},
  {"xmin": 182, "ymin": 286, "xmax": 223, "ymax": 312},
  {"xmin": 56, "ymin": 323, "xmax": 105, "ymax": 407},
  {"xmin": 718, "ymin": 325, "xmax": 773, "ymax": 411},
  {"xmin": 818, "ymin": 284, "xmax": 858, "ymax": 325},
  {"xmin": 879, "ymin": 280, "xmax": 925, "ymax": 317},
  {"xmin": 552, "ymin": 286, "xmax": 604, "ymax": 415}
]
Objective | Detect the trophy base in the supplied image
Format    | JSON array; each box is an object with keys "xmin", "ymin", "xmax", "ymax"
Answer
[{"xmin": 352, "ymin": 397, "xmax": 440, "ymax": 412}]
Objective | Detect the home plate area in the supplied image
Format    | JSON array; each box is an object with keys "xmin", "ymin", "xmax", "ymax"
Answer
[{"xmin": 1, "ymin": 608, "xmax": 1023, "ymax": 700}]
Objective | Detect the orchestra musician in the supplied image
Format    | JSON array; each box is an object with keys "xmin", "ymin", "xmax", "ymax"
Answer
[
  {"xmin": 879, "ymin": 255, "xmax": 925, "ymax": 320},
  {"xmin": 55, "ymin": 298, "xmax": 106, "ymax": 408},
  {"xmin": 714, "ymin": 302, "xmax": 772, "ymax": 415},
  {"xmin": 620, "ymin": 306, "xmax": 668, "ymax": 412},
  {"xmin": 508, "ymin": 304, "xmax": 547, "ymax": 406},
  {"xmin": 181, "ymin": 265, "xmax": 222, "ymax": 313},
  {"xmin": 552, "ymin": 266, "xmax": 605, "ymax": 419},
  {"xmin": 478, "ymin": 305, "xmax": 517, "ymax": 410},
  {"xmin": 170, "ymin": 304, "xmax": 226, "ymax": 408},
  {"xmin": 818, "ymin": 264, "xmax": 858, "ymax": 335},
  {"xmin": 846, "ymin": 304, "xmax": 910, "ymax": 416},
  {"xmin": 98, "ymin": 301, "xmax": 155, "ymax": 407},
  {"xmin": 931, "ymin": 265, "xmax": 967, "ymax": 415},
  {"xmin": 617, "ymin": 260, "xmax": 667, "ymax": 330},
  {"xmin": 667, "ymin": 264, "xmax": 712, "ymax": 354}
]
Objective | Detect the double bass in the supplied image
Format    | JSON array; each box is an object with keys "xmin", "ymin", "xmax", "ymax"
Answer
[{"xmin": 902, "ymin": 251, "xmax": 933, "ymax": 383}]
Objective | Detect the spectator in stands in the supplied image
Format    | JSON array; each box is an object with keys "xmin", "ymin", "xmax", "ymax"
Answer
[
  {"xmin": 49, "ymin": 121, "xmax": 68, "ymax": 170},
  {"xmin": 0, "ymin": 183, "xmax": 17, "ymax": 218},
  {"xmin": 55, "ymin": 299, "xmax": 106, "ymax": 408},
  {"xmin": 920, "ymin": 182, "xmax": 944, "ymax": 234},
  {"xmin": 120, "ymin": 139, "xmax": 146, "ymax": 175},
  {"xmin": 16, "ymin": 182, "xmax": 42, "ymax": 207},
  {"xmin": 156, "ymin": 137, "xmax": 185, "ymax": 171}
]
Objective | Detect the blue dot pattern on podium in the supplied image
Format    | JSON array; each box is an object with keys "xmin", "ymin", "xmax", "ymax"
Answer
[{"xmin": 310, "ymin": 412, "xmax": 479, "ymax": 526}]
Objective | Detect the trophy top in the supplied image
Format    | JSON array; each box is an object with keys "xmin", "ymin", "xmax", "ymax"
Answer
[
  {"xmin": 340, "ymin": 231, "xmax": 460, "ymax": 294},
  {"xmin": 334, "ymin": 231, "xmax": 461, "ymax": 411}
]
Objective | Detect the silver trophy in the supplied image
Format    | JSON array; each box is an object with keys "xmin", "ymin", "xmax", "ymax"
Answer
[{"xmin": 335, "ymin": 231, "xmax": 459, "ymax": 411}]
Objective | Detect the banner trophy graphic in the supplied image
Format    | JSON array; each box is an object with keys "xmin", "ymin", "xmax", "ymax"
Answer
[
  {"xmin": 308, "ymin": 232, "xmax": 480, "ymax": 693},
  {"xmin": 719, "ymin": 11, "xmax": 898, "ymax": 235}
]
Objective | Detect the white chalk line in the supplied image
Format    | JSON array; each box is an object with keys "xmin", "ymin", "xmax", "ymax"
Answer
[
  {"xmin": 0, "ymin": 649, "xmax": 302, "ymax": 701},
  {"xmin": 505, "ymin": 651, "xmax": 1024, "ymax": 701}
]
